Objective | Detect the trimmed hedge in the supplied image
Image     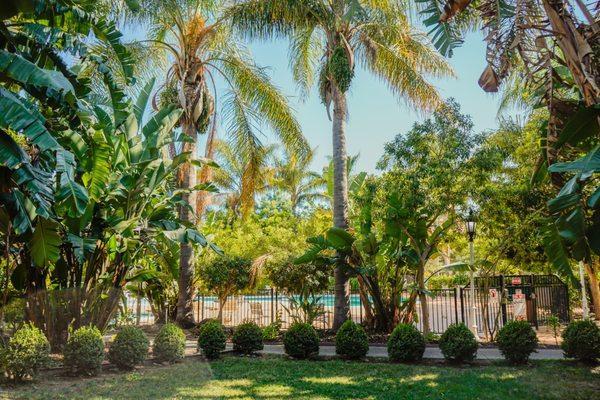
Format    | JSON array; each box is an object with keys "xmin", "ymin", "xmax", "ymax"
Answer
[
  {"xmin": 439, "ymin": 323, "xmax": 478, "ymax": 363},
  {"xmin": 64, "ymin": 326, "xmax": 105, "ymax": 376},
  {"xmin": 561, "ymin": 319, "xmax": 600, "ymax": 363},
  {"xmin": 233, "ymin": 321, "xmax": 264, "ymax": 355},
  {"xmin": 198, "ymin": 320, "xmax": 227, "ymax": 359},
  {"xmin": 335, "ymin": 320, "xmax": 369, "ymax": 360},
  {"xmin": 283, "ymin": 322, "xmax": 319, "ymax": 359},
  {"xmin": 108, "ymin": 326, "xmax": 149, "ymax": 370},
  {"xmin": 387, "ymin": 323, "xmax": 425, "ymax": 362},
  {"xmin": 496, "ymin": 320, "xmax": 538, "ymax": 364},
  {"xmin": 1, "ymin": 323, "xmax": 50, "ymax": 381},
  {"xmin": 153, "ymin": 323, "xmax": 186, "ymax": 363}
]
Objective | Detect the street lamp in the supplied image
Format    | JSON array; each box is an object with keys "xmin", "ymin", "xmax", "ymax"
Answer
[{"xmin": 466, "ymin": 209, "xmax": 480, "ymax": 339}]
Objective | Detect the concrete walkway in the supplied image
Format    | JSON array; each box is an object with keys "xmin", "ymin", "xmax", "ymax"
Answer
[{"xmin": 184, "ymin": 340, "xmax": 565, "ymax": 360}]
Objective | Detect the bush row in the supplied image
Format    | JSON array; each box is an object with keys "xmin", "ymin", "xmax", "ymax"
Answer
[
  {"xmin": 0, "ymin": 323, "xmax": 186, "ymax": 381},
  {"xmin": 3, "ymin": 319, "xmax": 599, "ymax": 381}
]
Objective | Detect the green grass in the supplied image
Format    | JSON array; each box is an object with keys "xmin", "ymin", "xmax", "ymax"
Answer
[{"xmin": 3, "ymin": 356, "xmax": 600, "ymax": 400}]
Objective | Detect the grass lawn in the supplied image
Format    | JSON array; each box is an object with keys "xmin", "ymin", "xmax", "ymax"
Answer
[{"xmin": 2, "ymin": 356, "xmax": 599, "ymax": 400}]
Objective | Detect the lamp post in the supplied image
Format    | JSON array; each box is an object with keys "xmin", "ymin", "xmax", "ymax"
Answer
[{"xmin": 466, "ymin": 210, "xmax": 480, "ymax": 339}]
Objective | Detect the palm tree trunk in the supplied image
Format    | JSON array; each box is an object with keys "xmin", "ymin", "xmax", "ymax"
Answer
[
  {"xmin": 176, "ymin": 121, "xmax": 198, "ymax": 328},
  {"xmin": 331, "ymin": 85, "xmax": 350, "ymax": 330}
]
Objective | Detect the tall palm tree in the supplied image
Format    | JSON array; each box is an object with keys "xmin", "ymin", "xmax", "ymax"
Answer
[
  {"xmin": 129, "ymin": 0, "xmax": 307, "ymax": 325},
  {"xmin": 229, "ymin": 0, "xmax": 453, "ymax": 328},
  {"xmin": 273, "ymin": 147, "xmax": 327, "ymax": 213}
]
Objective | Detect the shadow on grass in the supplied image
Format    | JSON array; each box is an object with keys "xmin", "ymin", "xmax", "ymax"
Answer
[{"xmin": 4, "ymin": 356, "xmax": 600, "ymax": 400}]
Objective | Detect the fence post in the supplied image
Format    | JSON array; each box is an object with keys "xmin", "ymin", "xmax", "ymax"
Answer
[
  {"xmin": 500, "ymin": 275, "xmax": 507, "ymax": 325},
  {"xmin": 460, "ymin": 287, "xmax": 465, "ymax": 324},
  {"xmin": 270, "ymin": 288, "xmax": 274, "ymax": 324},
  {"xmin": 454, "ymin": 287, "xmax": 459, "ymax": 324}
]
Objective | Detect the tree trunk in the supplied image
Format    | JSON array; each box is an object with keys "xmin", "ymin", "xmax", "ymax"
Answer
[
  {"xmin": 176, "ymin": 121, "xmax": 198, "ymax": 328},
  {"xmin": 331, "ymin": 85, "xmax": 350, "ymax": 330},
  {"xmin": 585, "ymin": 260, "xmax": 600, "ymax": 320},
  {"xmin": 417, "ymin": 264, "xmax": 430, "ymax": 335}
]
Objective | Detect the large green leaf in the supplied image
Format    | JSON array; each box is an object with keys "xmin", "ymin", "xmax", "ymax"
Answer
[
  {"xmin": 542, "ymin": 221, "xmax": 577, "ymax": 286},
  {"xmin": 92, "ymin": 20, "xmax": 135, "ymax": 83},
  {"xmin": 134, "ymin": 77, "xmax": 155, "ymax": 125},
  {"xmin": 86, "ymin": 131, "xmax": 112, "ymax": 201},
  {"xmin": 0, "ymin": 50, "xmax": 75, "ymax": 99},
  {"xmin": 325, "ymin": 227, "xmax": 355, "ymax": 251},
  {"xmin": 555, "ymin": 106, "xmax": 600, "ymax": 148},
  {"xmin": 549, "ymin": 146, "xmax": 600, "ymax": 174},
  {"xmin": 0, "ymin": 88, "xmax": 60, "ymax": 151},
  {"xmin": 30, "ymin": 217, "xmax": 61, "ymax": 267}
]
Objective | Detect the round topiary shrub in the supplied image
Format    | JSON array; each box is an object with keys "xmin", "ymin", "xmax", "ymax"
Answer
[
  {"xmin": 63, "ymin": 325, "xmax": 105, "ymax": 376},
  {"xmin": 232, "ymin": 321, "xmax": 263, "ymax": 355},
  {"xmin": 153, "ymin": 323, "xmax": 186, "ymax": 363},
  {"xmin": 283, "ymin": 322, "xmax": 319, "ymax": 359},
  {"xmin": 1, "ymin": 323, "xmax": 50, "ymax": 381},
  {"xmin": 108, "ymin": 326, "xmax": 149, "ymax": 370},
  {"xmin": 198, "ymin": 320, "xmax": 227, "ymax": 359},
  {"xmin": 561, "ymin": 319, "xmax": 600, "ymax": 363},
  {"xmin": 496, "ymin": 320, "xmax": 538, "ymax": 364},
  {"xmin": 335, "ymin": 320, "xmax": 369, "ymax": 360},
  {"xmin": 439, "ymin": 323, "xmax": 478, "ymax": 363},
  {"xmin": 387, "ymin": 323, "xmax": 426, "ymax": 362}
]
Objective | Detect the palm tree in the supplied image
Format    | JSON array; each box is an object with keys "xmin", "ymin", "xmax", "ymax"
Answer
[
  {"xmin": 129, "ymin": 0, "xmax": 307, "ymax": 325},
  {"xmin": 272, "ymin": 148, "xmax": 327, "ymax": 214},
  {"xmin": 212, "ymin": 140, "xmax": 277, "ymax": 220},
  {"xmin": 228, "ymin": 0, "xmax": 452, "ymax": 328}
]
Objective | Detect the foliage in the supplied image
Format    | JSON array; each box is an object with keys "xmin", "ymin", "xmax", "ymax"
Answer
[
  {"xmin": 153, "ymin": 323, "xmax": 186, "ymax": 363},
  {"xmin": 335, "ymin": 320, "xmax": 369, "ymax": 360},
  {"xmin": 108, "ymin": 326, "xmax": 149, "ymax": 370},
  {"xmin": 387, "ymin": 323, "xmax": 426, "ymax": 363},
  {"xmin": 198, "ymin": 320, "xmax": 227, "ymax": 359},
  {"xmin": 262, "ymin": 316, "xmax": 282, "ymax": 341},
  {"xmin": 439, "ymin": 324, "xmax": 478, "ymax": 363},
  {"xmin": 496, "ymin": 321, "xmax": 538, "ymax": 364},
  {"xmin": 561, "ymin": 320, "xmax": 600, "ymax": 363},
  {"xmin": 1, "ymin": 323, "xmax": 50, "ymax": 381},
  {"xmin": 63, "ymin": 326, "xmax": 105, "ymax": 376},
  {"xmin": 232, "ymin": 321, "xmax": 264, "ymax": 355},
  {"xmin": 283, "ymin": 322, "xmax": 319, "ymax": 359},
  {"xmin": 1, "ymin": 298, "xmax": 25, "ymax": 333},
  {"xmin": 197, "ymin": 256, "xmax": 254, "ymax": 321},
  {"xmin": 547, "ymin": 315, "xmax": 561, "ymax": 346}
]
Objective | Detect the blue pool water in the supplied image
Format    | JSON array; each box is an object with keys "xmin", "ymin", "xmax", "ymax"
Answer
[{"xmin": 195, "ymin": 294, "xmax": 365, "ymax": 307}]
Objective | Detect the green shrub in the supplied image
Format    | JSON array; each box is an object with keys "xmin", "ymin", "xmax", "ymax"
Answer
[
  {"xmin": 1, "ymin": 323, "xmax": 50, "ymax": 381},
  {"xmin": 496, "ymin": 320, "xmax": 538, "ymax": 364},
  {"xmin": 561, "ymin": 319, "xmax": 600, "ymax": 363},
  {"xmin": 283, "ymin": 322, "xmax": 319, "ymax": 359},
  {"xmin": 439, "ymin": 323, "xmax": 478, "ymax": 363},
  {"xmin": 2, "ymin": 298, "xmax": 25, "ymax": 332},
  {"xmin": 198, "ymin": 320, "xmax": 227, "ymax": 359},
  {"xmin": 387, "ymin": 323, "xmax": 426, "ymax": 362},
  {"xmin": 63, "ymin": 326, "xmax": 105, "ymax": 376},
  {"xmin": 153, "ymin": 323, "xmax": 186, "ymax": 363},
  {"xmin": 232, "ymin": 321, "xmax": 263, "ymax": 355},
  {"xmin": 335, "ymin": 320, "xmax": 369, "ymax": 360},
  {"xmin": 108, "ymin": 326, "xmax": 149, "ymax": 370},
  {"xmin": 262, "ymin": 318, "xmax": 282, "ymax": 341}
]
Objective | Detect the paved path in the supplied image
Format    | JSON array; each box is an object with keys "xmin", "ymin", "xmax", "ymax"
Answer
[{"xmin": 183, "ymin": 340, "xmax": 565, "ymax": 360}]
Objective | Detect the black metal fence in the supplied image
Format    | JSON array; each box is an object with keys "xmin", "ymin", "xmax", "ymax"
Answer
[{"xmin": 124, "ymin": 274, "xmax": 570, "ymax": 333}]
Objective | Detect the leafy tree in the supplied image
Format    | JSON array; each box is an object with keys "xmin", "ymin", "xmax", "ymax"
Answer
[
  {"xmin": 197, "ymin": 256, "xmax": 255, "ymax": 322},
  {"xmin": 228, "ymin": 0, "xmax": 452, "ymax": 329},
  {"xmin": 123, "ymin": 0, "xmax": 308, "ymax": 325}
]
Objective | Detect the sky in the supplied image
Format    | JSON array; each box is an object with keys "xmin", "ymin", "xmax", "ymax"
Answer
[{"xmin": 125, "ymin": 22, "xmax": 518, "ymax": 174}]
